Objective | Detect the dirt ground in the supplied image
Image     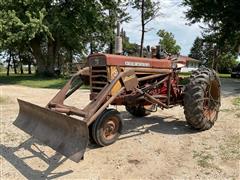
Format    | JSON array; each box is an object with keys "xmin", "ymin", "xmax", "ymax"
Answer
[{"xmin": 0, "ymin": 78, "xmax": 240, "ymax": 179}]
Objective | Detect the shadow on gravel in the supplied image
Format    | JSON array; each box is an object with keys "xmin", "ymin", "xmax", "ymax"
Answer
[
  {"xmin": 87, "ymin": 112, "xmax": 199, "ymax": 148},
  {"xmin": 0, "ymin": 112, "xmax": 202, "ymax": 178},
  {"xmin": 119, "ymin": 112, "xmax": 199, "ymax": 141},
  {"xmin": 0, "ymin": 137, "xmax": 73, "ymax": 179}
]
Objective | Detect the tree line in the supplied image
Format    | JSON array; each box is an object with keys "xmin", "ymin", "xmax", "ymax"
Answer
[
  {"xmin": 184, "ymin": 0, "xmax": 240, "ymax": 72},
  {"xmin": 1, "ymin": 0, "xmax": 239, "ymax": 76}
]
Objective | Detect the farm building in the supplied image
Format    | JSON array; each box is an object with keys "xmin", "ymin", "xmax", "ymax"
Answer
[{"xmin": 178, "ymin": 55, "xmax": 200, "ymax": 72}]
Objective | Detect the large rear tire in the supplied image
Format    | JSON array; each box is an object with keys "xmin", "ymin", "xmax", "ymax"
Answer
[
  {"xmin": 91, "ymin": 109, "xmax": 123, "ymax": 146},
  {"xmin": 183, "ymin": 67, "xmax": 221, "ymax": 130}
]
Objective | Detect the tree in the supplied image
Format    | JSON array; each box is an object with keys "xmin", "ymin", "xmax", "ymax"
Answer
[
  {"xmin": 131, "ymin": 0, "xmax": 161, "ymax": 57},
  {"xmin": 19, "ymin": 50, "xmax": 34, "ymax": 74},
  {"xmin": 122, "ymin": 30, "xmax": 140, "ymax": 56},
  {"xmin": 203, "ymin": 32, "xmax": 239, "ymax": 70},
  {"xmin": 189, "ymin": 37, "xmax": 204, "ymax": 62},
  {"xmin": 182, "ymin": 0, "xmax": 240, "ymax": 53},
  {"xmin": 104, "ymin": 1, "xmax": 131, "ymax": 54},
  {"xmin": 218, "ymin": 52, "xmax": 238, "ymax": 73},
  {"xmin": 189, "ymin": 36, "xmax": 238, "ymax": 72},
  {"xmin": 157, "ymin": 29, "xmax": 181, "ymax": 54},
  {"xmin": 0, "ymin": 0, "xmax": 127, "ymax": 76}
]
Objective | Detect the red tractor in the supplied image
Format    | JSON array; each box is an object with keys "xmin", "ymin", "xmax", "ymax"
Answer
[{"xmin": 14, "ymin": 53, "xmax": 221, "ymax": 162}]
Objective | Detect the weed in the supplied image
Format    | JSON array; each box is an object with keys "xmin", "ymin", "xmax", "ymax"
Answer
[
  {"xmin": 232, "ymin": 97, "xmax": 240, "ymax": 107},
  {"xmin": 193, "ymin": 150, "xmax": 214, "ymax": 168},
  {"xmin": 219, "ymin": 135, "xmax": 240, "ymax": 161},
  {"xmin": 193, "ymin": 150, "xmax": 222, "ymax": 172},
  {"xmin": 220, "ymin": 109, "xmax": 232, "ymax": 112},
  {"xmin": 235, "ymin": 113, "xmax": 240, "ymax": 118}
]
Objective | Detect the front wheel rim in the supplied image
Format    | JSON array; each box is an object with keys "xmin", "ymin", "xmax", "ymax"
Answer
[{"xmin": 102, "ymin": 117, "xmax": 119, "ymax": 140}]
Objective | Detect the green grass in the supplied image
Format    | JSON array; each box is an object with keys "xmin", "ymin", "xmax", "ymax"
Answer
[
  {"xmin": 179, "ymin": 72, "xmax": 191, "ymax": 78},
  {"xmin": 219, "ymin": 135, "xmax": 240, "ymax": 161},
  {"xmin": 218, "ymin": 73, "xmax": 231, "ymax": 78},
  {"xmin": 0, "ymin": 74, "xmax": 68, "ymax": 89},
  {"xmin": 179, "ymin": 77, "xmax": 190, "ymax": 85},
  {"xmin": 0, "ymin": 70, "xmax": 232, "ymax": 89},
  {"xmin": 1, "ymin": 73, "xmax": 90, "ymax": 89},
  {"xmin": 192, "ymin": 150, "xmax": 222, "ymax": 172},
  {"xmin": 220, "ymin": 108, "xmax": 232, "ymax": 112},
  {"xmin": 193, "ymin": 150, "xmax": 214, "ymax": 168},
  {"xmin": 179, "ymin": 72, "xmax": 231, "ymax": 78},
  {"xmin": 233, "ymin": 97, "xmax": 240, "ymax": 107}
]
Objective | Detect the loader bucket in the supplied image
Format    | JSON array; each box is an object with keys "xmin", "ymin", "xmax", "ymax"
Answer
[{"xmin": 13, "ymin": 99, "xmax": 89, "ymax": 162}]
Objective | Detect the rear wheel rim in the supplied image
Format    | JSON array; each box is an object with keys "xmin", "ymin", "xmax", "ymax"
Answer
[
  {"xmin": 203, "ymin": 107, "xmax": 217, "ymax": 122},
  {"xmin": 203, "ymin": 79, "xmax": 220, "ymax": 122}
]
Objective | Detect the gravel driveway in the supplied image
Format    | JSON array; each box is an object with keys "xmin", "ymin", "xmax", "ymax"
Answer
[{"xmin": 0, "ymin": 78, "xmax": 239, "ymax": 179}]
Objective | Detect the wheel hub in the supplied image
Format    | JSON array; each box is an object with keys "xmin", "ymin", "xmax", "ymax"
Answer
[
  {"xmin": 103, "ymin": 118, "xmax": 119, "ymax": 140},
  {"xmin": 203, "ymin": 80, "xmax": 220, "ymax": 122}
]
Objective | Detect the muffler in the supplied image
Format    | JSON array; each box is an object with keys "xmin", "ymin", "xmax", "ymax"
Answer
[{"xmin": 13, "ymin": 99, "xmax": 89, "ymax": 162}]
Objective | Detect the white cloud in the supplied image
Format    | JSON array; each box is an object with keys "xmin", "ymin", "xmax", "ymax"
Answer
[{"xmin": 122, "ymin": 0, "xmax": 203, "ymax": 55}]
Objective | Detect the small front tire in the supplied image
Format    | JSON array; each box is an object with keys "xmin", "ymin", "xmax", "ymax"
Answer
[{"xmin": 91, "ymin": 109, "xmax": 123, "ymax": 146}]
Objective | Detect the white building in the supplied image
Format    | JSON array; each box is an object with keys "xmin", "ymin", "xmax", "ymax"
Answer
[{"xmin": 179, "ymin": 55, "xmax": 201, "ymax": 72}]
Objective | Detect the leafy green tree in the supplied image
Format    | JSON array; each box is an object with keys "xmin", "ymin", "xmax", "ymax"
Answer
[
  {"xmin": 131, "ymin": 0, "xmax": 161, "ymax": 57},
  {"xmin": 182, "ymin": 0, "xmax": 240, "ymax": 53},
  {"xmin": 157, "ymin": 29, "xmax": 181, "ymax": 55},
  {"xmin": 104, "ymin": 1, "xmax": 131, "ymax": 54},
  {"xmin": 203, "ymin": 32, "xmax": 239, "ymax": 70},
  {"xmin": 122, "ymin": 30, "xmax": 140, "ymax": 56},
  {"xmin": 18, "ymin": 50, "xmax": 34, "ymax": 74},
  {"xmin": 189, "ymin": 37, "xmax": 204, "ymax": 62},
  {"xmin": 218, "ymin": 52, "xmax": 238, "ymax": 73},
  {"xmin": 189, "ymin": 36, "xmax": 238, "ymax": 72},
  {"xmin": 0, "ymin": 0, "xmax": 128, "ymax": 76}
]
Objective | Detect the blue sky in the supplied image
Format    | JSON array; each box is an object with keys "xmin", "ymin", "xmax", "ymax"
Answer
[{"xmin": 122, "ymin": 0, "xmax": 203, "ymax": 55}]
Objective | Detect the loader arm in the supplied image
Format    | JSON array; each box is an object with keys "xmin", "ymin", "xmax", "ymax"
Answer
[
  {"xmin": 47, "ymin": 68, "xmax": 138, "ymax": 123},
  {"xmin": 14, "ymin": 68, "xmax": 138, "ymax": 162}
]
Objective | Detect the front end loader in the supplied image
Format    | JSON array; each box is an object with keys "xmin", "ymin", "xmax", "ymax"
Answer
[{"xmin": 14, "ymin": 53, "xmax": 221, "ymax": 162}]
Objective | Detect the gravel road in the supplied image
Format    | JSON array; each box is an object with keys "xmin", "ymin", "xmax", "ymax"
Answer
[{"xmin": 0, "ymin": 78, "xmax": 239, "ymax": 179}]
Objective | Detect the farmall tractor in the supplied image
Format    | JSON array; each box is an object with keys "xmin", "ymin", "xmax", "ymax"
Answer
[{"xmin": 14, "ymin": 53, "xmax": 221, "ymax": 162}]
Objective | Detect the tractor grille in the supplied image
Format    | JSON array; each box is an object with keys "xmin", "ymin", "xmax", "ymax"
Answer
[{"xmin": 91, "ymin": 66, "xmax": 108, "ymax": 93}]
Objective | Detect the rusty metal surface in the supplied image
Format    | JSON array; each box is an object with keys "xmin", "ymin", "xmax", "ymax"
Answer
[
  {"xmin": 86, "ymin": 87, "xmax": 125, "ymax": 126},
  {"xmin": 48, "ymin": 103, "xmax": 87, "ymax": 117},
  {"xmin": 90, "ymin": 66, "xmax": 108, "ymax": 94},
  {"xmin": 138, "ymin": 73, "xmax": 166, "ymax": 81},
  {"xmin": 88, "ymin": 53, "xmax": 172, "ymax": 69},
  {"xmin": 84, "ymin": 70, "xmax": 134, "ymax": 124},
  {"xmin": 13, "ymin": 53, "xmax": 184, "ymax": 163},
  {"xmin": 136, "ymin": 88, "xmax": 169, "ymax": 109},
  {"xmin": 88, "ymin": 55, "xmax": 107, "ymax": 66},
  {"xmin": 14, "ymin": 99, "xmax": 88, "ymax": 163},
  {"xmin": 125, "ymin": 67, "xmax": 171, "ymax": 74},
  {"xmin": 121, "ymin": 70, "xmax": 138, "ymax": 91},
  {"xmin": 49, "ymin": 68, "xmax": 89, "ymax": 105}
]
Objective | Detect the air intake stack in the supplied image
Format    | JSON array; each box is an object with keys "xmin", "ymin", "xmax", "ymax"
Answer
[{"xmin": 115, "ymin": 21, "xmax": 123, "ymax": 54}]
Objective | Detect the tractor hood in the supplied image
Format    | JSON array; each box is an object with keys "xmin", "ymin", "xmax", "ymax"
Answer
[{"xmin": 88, "ymin": 53, "xmax": 172, "ymax": 69}]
